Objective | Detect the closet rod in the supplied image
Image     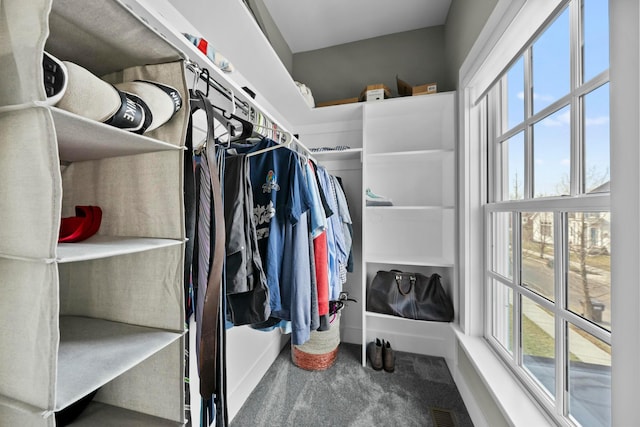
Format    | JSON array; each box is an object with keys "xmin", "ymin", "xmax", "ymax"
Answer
[{"xmin": 184, "ymin": 57, "xmax": 313, "ymax": 161}]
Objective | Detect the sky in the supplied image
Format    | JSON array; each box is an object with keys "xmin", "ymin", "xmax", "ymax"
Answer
[{"xmin": 504, "ymin": 0, "xmax": 610, "ymax": 198}]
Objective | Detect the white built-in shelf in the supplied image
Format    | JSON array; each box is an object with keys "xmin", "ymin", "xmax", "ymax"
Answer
[
  {"xmin": 72, "ymin": 402, "xmax": 183, "ymax": 426},
  {"xmin": 55, "ymin": 316, "xmax": 182, "ymax": 411},
  {"xmin": 57, "ymin": 236, "xmax": 183, "ymax": 263},
  {"xmin": 311, "ymin": 148, "xmax": 362, "ymax": 162},
  {"xmin": 361, "ymin": 91, "xmax": 456, "ymax": 365},
  {"xmin": 364, "ymin": 256, "xmax": 454, "ymax": 267},
  {"xmin": 52, "ymin": 108, "xmax": 181, "ymax": 162}
]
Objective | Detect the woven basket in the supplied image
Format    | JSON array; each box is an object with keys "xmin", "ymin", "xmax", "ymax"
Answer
[{"xmin": 291, "ymin": 314, "xmax": 340, "ymax": 371}]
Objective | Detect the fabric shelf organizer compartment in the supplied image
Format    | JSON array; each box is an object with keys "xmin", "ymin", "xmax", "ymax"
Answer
[{"xmin": 0, "ymin": 0, "xmax": 189, "ymax": 425}]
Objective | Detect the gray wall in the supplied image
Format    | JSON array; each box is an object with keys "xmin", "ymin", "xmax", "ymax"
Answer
[
  {"xmin": 246, "ymin": 0, "xmax": 498, "ymax": 103},
  {"xmin": 444, "ymin": 0, "xmax": 499, "ymax": 89},
  {"xmin": 292, "ymin": 27, "xmax": 448, "ymax": 104},
  {"xmin": 288, "ymin": 0, "xmax": 499, "ymax": 104},
  {"xmin": 246, "ymin": 0, "xmax": 293, "ymax": 74}
]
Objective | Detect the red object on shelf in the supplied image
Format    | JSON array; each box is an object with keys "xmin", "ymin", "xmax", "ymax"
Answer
[{"xmin": 58, "ymin": 206, "xmax": 102, "ymax": 243}]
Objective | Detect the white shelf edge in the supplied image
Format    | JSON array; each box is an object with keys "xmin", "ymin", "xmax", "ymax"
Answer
[
  {"xmin": 57, "ymin": 236, "xmax": 183, "ymax": 263},
  {"xmin": 363, "ymin": 91, "xmax": 456, "ymax": 107},
  {"xmin": 71, "ymin": 401, "xmax": 184, "ymax": 426},
  {"xmin": 306, "ymin": 102, "xmax": 364, "ymax": 125},
  {"xmin": 52, "ymin": 107, "xmax": 182, "ymax": 163},
  {"xmin": 365, "ymin": 310, "xmax": 453, "ymax": 325},
  {"xmin": 365, "ymin": 205, "xmax": 455, "ymax": 211},
  {"xmin": 365, "ymin": 148, "xmax": 453, "ymax": 158},
  {"xmin": 123, "ymin": 0, "xmax": 300, "ymax": 131},
  {"xmin": 364, "ymin": 257, "xmax": 455, "ymax": 267},
  {"xmin": 56, "ymin": 316, "xmax": 182, "ymax": 411},
  {"xmin": 310, "ymin": 148, "xmax": 363, "ymax": 162}
]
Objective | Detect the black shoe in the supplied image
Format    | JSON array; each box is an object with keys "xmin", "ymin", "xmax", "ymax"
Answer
[
  {"xmin": 382, "ymin": 340, "xmax": 395, "ymax": 372},
  {"xmin": 367, "ymin": 338, "xmax": 383, "ymax": 370}
]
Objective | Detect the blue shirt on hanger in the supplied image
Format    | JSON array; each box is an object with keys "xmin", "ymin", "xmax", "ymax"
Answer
[{"xmin": 235, "ymin": 138, "xmax": 312, "ymax": 320}]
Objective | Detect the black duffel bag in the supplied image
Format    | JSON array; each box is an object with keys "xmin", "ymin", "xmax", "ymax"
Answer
[{"xmin": 366, "ymin": 270, "xmax": 454, "ymax": 322}]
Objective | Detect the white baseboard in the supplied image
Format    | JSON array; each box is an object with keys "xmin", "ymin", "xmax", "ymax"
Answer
[
  {"xmin": 452, "ymin": 328, "xmax": 553, "ymax": 427},
  {"xmin": 340, "ymin": 325, "xmax": 362, "ymax": 345},
  {"xmin": 450, "ymin": 362, "xmax": 491, "ymax": 427},
  {"xmin": 226, "ymin": 328, "xmax": 289, "ymax": 422}
]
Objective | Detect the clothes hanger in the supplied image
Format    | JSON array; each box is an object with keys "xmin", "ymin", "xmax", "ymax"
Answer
[
  {"xmin": 249, "ymin": 122, "xmax": 278, "ymax": 139},
  {"xmin": 200, "ymin": 80, "xmax": 253, "ymax": 142},
  {"xmin": 212, "ymin": 103, "xmax": 253, "ymax": 142},
  {"xmin": 245, "ymin": 132, "xmax": 317, "ymax": 163},
  {"xmin": 190, "ymin": 68, "xmax": 253, "ymax": 148},
  {"xmin": 245, "ymin": 133, "xmax": 294, "ymax": 158},
  {"xmin": 189, "ymin": 70, "xmax": 237, "ymax": 152}
]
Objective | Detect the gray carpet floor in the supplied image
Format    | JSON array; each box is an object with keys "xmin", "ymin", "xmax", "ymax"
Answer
[{"xmin": 230, "ymin": 342, "xmax": 474, "ymax": 427}]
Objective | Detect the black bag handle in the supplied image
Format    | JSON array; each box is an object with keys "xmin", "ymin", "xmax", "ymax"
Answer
[{"xmin": 394, "ymin": 272, "xmax": 416, "ymax": 296}]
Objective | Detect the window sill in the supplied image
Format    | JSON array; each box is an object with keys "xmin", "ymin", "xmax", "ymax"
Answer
[{"xmin": 452, "ymin": 326, "xmax": 555, "ymax": 427}]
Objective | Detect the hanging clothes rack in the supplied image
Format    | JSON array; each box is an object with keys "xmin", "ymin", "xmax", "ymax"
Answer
[
  {"xmin": 186, "ymin": 60, "xmax": 250, "ymax": 117},
  {"xmin": 185, "ymin": 59, "xmax": 315, "ymax": 162}
]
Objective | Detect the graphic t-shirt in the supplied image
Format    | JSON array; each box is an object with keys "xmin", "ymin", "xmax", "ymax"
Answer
[{"xmin": 237, "ymin": 138, "xmax": 312, "ymax": 314}]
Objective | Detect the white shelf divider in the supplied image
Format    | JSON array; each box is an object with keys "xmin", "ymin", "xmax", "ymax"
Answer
[
  {"xmin": 57, "ymin": 236, "xmax": 183, "ymax": 263},
  {"xmin": 364, "ymin": 310, "xmax": 453, "ymax": 325},
  {"xmin": 364, "ymin": 255, "xmax": 455, "ymax": 268},
  {"xmin": 53, "ymin": 108, "xmax": 182, "ymax": 163},
  {"xmin": 310, "ymin": 148, "xmax": 363, "ymax": 162},
  {"xmin": 365, "ymin": 205, "xmax": 456, "ymax": 211},
  {"xmin": 366, "ymin": 148, "xmax": 453, "ymax": 158},
  {"xmin": 71, "ymin": 402, "xmax": 183, "ymax": 427}
]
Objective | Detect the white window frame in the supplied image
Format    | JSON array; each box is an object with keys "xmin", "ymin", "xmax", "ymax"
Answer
[
  {"xmin": 486, "ymin": 1, "xmax": 611, "ymax": 424},
  {"xmin": 456, "ymin": 0, "xmax": 640, "ymax": 426}
]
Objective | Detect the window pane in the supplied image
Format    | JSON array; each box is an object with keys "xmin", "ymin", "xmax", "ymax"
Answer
[
  {"xmin": 567, "ymin": 212, "xmax": 611, "ymax": 331},
  {"xmin": 533, "ymin": 7, "xmax": 570, "ymax": 113},
  {"xmin": 533, "ymin": 106, "xmax": 571, "ymax": 197},
  {"xmin": 503, "ymin": 132, "xmax": 525, "ymax": 200},
  {"xmin": 583, "ymin": 0, "xmax": 609, "ymax": 83},
  {"xmin": 506, "ymin": 56, "xmax": 525, "ymax": 130},
  {"xmin": 521, "ymin": 212, "xmax": 555, "ymax": 302},
  {"xmin": 568, "ymin": 323, "xmax": 611, "ymax": 427},
  {"xmin": 584, "ymin": 84, "xmax": 610, "ymax": 194},
  {"xmin": 492, "ymin": 212, "xmax": 513, "ymax": 279},
  {"xmin": 521, "ymin": 296, "xmax": 555, "ymax": 399},
  {"xmin": 492, "ymin": 280, "xmax": 513, "ymax": 355}
]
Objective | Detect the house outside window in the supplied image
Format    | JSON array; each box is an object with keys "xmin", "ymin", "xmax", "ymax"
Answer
[{"xmin": 483, "ymin": 1, "xmax": 611, "ymax": 425}]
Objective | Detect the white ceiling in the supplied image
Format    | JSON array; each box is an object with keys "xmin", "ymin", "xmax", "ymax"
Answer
[{"xmin": 262, "ymin": 0, "xmax": 452, "ymax": 53}]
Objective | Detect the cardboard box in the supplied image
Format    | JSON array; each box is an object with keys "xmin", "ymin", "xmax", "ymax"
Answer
[
  {"xmin": 359, "ymin": 84, "xmax": 391, "ymax": 102},
  {"xmin": 316, "ymin": 97, "xmax": 359, "ymax": 108},
  {"xmin": 396, "ymin": 76, "xmax": 437, "ymax": 96}
]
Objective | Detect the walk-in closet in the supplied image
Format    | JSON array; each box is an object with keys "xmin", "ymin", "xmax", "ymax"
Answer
[{"xmin": 2, "ymin": 0, "xmax": 631, "ymax": 426}]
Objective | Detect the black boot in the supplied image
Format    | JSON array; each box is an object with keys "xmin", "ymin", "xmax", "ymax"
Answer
[
  {"xmin": 367, "ymin": 338, "xmax": 383, "ymax": 370},
  {"xmin": 382, "ymin": 340, "xmax": 395, "ymax": 373}
]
